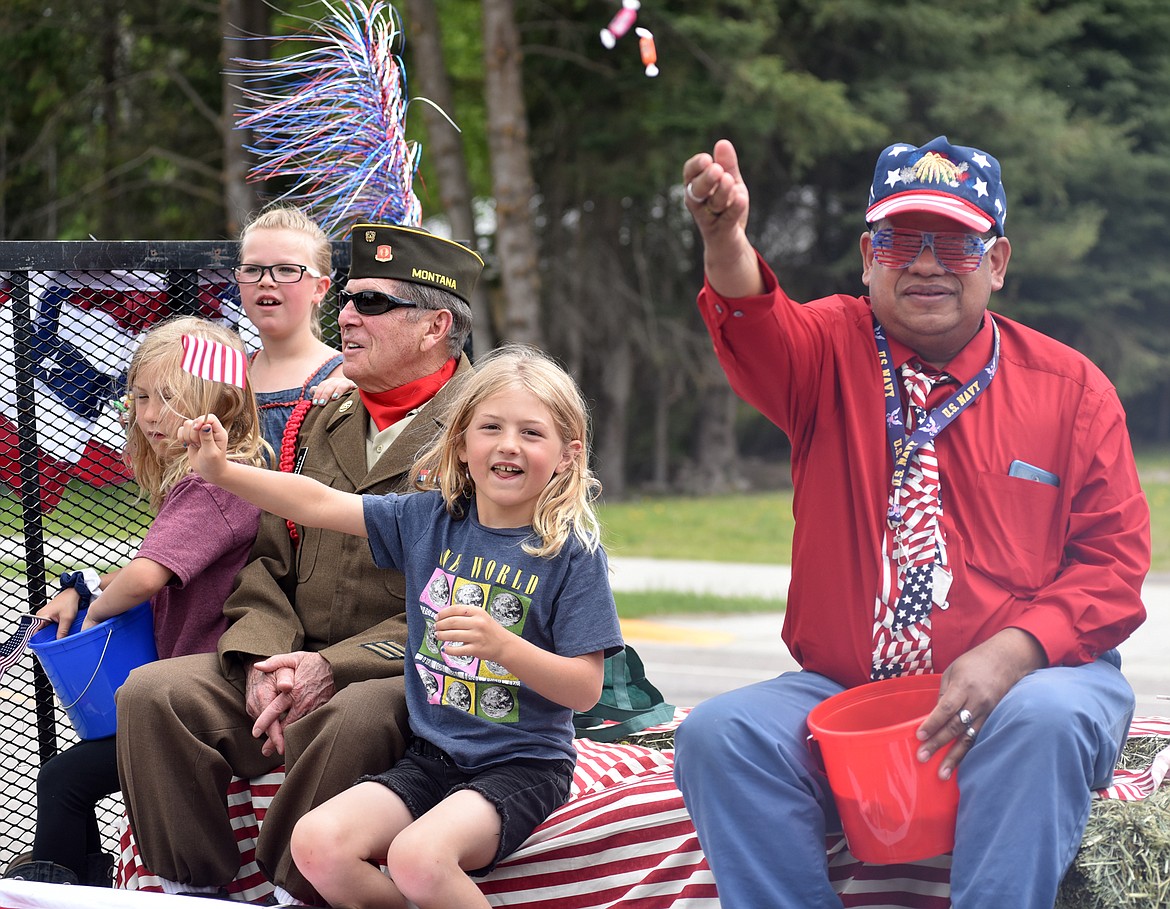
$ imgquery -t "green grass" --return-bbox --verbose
[601,452,1170,574]
[613,589,783,618]
[597,492,795,617]
[1146,482,1170,575]
[599,492,795,564]
[1136,448,1170,574]
[4,451,1168,624]
[1,479,151,540]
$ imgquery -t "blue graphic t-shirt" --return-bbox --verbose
[363,492,623,772]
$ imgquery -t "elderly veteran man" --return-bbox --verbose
[116,224,484,904]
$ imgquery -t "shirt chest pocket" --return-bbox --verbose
[961,471,1064,594]
[293,469,350,583]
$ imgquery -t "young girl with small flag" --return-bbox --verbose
[180,344,623,909]
[3,316,267,888]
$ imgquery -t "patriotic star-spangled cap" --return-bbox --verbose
[865,136,1007,236]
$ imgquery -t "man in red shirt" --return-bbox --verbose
[673,137,1149,909]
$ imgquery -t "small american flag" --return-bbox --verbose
[180,334,247,389]
[0,615,48,680]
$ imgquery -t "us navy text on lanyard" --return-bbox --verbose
[874,316,1001,527]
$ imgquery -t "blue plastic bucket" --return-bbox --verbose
[28,601,157,740]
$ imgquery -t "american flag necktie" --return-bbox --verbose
[872,362,952,680]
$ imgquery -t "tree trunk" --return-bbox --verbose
[405,0,495,357]
[1157,381,1170,442]
[594,334,632,501]
[685,357,740,494]
[649,368,684,492]
[96,0,120,239]
[481,0,542,346]
[220,0,268,235]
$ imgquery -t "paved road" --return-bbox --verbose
[610,557,1170,719]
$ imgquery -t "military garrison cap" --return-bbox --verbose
[349,223,484,304]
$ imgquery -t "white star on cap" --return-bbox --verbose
[974,178,989,198]
[972,152,991,168]
[885,169,902,187]
[887,145,914,156]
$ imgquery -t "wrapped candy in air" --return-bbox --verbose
[600,0,640,49]
[636,27,659,77]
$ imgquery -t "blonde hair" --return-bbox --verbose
[238,205,332,339]
[124,317,269,510]
[414,344,602,559]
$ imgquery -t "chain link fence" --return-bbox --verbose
[0,240,349,869]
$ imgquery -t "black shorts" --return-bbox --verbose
[360,737,574,874]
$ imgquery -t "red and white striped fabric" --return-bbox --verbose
[116,711,1170,908]
[1095,715,1170,801]
[117,713,707,907]
[179,334,246,389]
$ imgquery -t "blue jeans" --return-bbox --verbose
[674,658,1133,909]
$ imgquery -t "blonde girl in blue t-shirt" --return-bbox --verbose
[178,343,622,909]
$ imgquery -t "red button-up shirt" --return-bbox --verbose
[698,257,1149,687]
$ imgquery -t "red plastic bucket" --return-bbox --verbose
[806,674,959,864]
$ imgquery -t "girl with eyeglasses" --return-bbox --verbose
[234,206,356,459]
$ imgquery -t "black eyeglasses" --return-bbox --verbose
[231,263,322,284]
[338,289,420,316]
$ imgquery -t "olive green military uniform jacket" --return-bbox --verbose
[216,355,472,689]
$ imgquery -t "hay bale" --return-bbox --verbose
[609,729,1170,907]
[1056,737,1170,909]
[614,729,676,751]
[1116,736,1170,773]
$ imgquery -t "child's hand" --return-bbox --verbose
[309,375,356,405]
[110,395,130,428]
[37,588,81,640]
[178,414,230,481]
[434,604,509,662]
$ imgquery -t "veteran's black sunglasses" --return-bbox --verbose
[338,289,420,316]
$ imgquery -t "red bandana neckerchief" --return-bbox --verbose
[359,358,457,432]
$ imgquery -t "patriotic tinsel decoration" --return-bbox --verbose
[232,0,423,237]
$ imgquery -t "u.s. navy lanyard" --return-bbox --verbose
[874,316,1001,526]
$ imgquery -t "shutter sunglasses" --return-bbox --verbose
[870,228,998,275]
